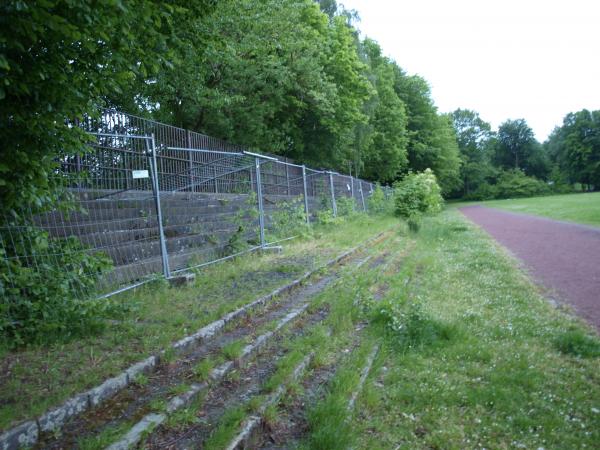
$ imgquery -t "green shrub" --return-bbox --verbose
[463,170,553,200]
[394,169,443,219]
[315,208,343,226]
[223,192,259,255]
[269,196,308,239]
[463,183,499,201]
[494,169,550,199]
[335,196,358,217]
[0,225,113,347]
[368,184,394,215]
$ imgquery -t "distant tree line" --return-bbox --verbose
[449,108,600,199]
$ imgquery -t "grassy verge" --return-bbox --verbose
[475,192,600,226]
[0,214,395,431]
[341,210,600,449]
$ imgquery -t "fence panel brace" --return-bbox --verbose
[302,165,310,225]
[254,157,266,247]
[328,171,337,217]
[149,134,171,278]
[359,181,366,212]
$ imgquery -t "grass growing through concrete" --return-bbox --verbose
[0,215,395,431]
[480,191,600,226]
[342,210,600,449]
[221,340,245,361]
[200,235,410,448]
[301,339,378,450]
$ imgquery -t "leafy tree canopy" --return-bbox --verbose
[546,109,600,188]
[494,118,549,179]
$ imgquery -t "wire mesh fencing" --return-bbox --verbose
[0,110,390,301]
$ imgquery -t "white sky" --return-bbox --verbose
[340,0,600,141]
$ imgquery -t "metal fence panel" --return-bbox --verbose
[1,110,386,301]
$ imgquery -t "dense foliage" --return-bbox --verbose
[393,169,443,219]
[450,108,599,200]
[0,227,113,347]
[1,0,464,208]
[546,110,600,189]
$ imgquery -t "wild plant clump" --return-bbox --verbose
[0,224,113,347]
[335,196,358,217]
[394,169,443,219]
[269,197,309,239]
[367,184,394,215]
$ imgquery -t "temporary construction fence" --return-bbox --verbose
[0,110,384,300]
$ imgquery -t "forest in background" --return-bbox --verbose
[1,0,599,215]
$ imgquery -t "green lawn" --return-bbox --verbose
[479,192,600,227]
[302,211,600,449]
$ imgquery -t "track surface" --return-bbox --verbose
[460,206,600,331]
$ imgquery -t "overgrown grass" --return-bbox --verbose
[77,421,133,450]
[221,340,245,361]
[193,358,217,381]
[553,328,600,358]
[201,234,409,448]
[301,340,377,450]
[0,215,396,431]
[348,211,600,449]
[480,191,600,226]
[203,406,246,449]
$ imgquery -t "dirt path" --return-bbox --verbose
[460,206,600,331]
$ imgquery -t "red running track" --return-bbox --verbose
[460,205,600,331]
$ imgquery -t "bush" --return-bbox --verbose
[269,197,308,239]
[335,196,359,217]
[368,184,394,215]
[394,169,443,219]
[315,208,343,226]
[463,183,499,201]
[463,170,552,200]
[0,225,113,347]
[494,170,551,199]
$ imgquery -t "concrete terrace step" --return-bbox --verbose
[70,189,251,203]
[102,231,258,287]
[96,227,257,267]
[70,219,257,248]
[37,203,249,226]
[31,188,327,290]
[42,212,259,238]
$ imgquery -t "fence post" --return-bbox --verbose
[285,164,290,196]
[359,181,366,212]
[328,171,337,217]
[213,165,218,193]
[302,165,310,225]
[149,134,171,279]
[186,130,195,193]
[254,157,266,247]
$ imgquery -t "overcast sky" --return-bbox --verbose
[340,0,600,141]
